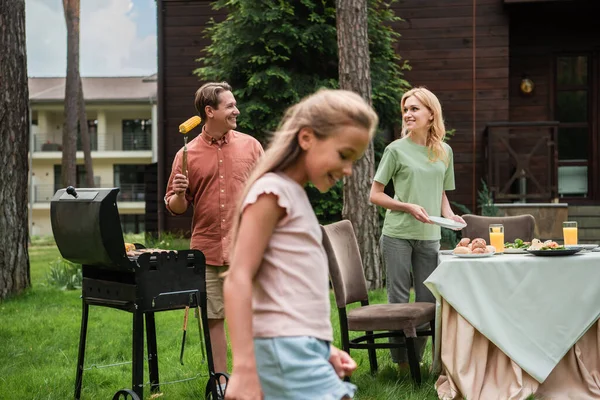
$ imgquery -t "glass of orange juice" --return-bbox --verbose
[489,224,504,253]
[563,221,578,246]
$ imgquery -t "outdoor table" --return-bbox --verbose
[424,251,600,399]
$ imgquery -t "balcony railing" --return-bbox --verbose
[484,121,559,203]
[32,184,146,203]
[32,132,151,152]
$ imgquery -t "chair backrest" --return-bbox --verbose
[461,214,536,243]
[321,220,369,309]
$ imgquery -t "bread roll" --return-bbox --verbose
[457,238,471,247]
[454,246,471,254]
[471,238,487,249]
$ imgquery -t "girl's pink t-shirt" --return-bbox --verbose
[241,172,333,342]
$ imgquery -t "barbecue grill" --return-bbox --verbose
[50,186,227,400]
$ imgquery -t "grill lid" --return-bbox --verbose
[51,187,133,271]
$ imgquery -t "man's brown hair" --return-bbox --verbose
[194,82,233,120]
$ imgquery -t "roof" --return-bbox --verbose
[29,75,157,103]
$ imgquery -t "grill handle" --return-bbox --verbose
[66,186,78,198]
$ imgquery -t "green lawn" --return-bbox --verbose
[0,238,438,400]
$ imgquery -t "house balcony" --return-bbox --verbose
[31,183,146,210]
[32,132,153,160]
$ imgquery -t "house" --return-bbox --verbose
[155,0,599,240]
[29,75,157,236]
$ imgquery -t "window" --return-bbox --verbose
[122,119,151,150]
[555,55,590,197]
[54,165,89,191]
[76,120,98,151]
[121,214,145,234]
[114,164,146,201]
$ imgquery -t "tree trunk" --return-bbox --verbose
[336,0,383,289]
[61,0,80,188]
[0,0,31,299]
[78,77,94,187]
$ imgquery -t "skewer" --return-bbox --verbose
[178,116,201,177]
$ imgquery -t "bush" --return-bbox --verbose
[46,258,82,290]
[196,0,411,222]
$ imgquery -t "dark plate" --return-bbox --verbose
[527,247,583,256]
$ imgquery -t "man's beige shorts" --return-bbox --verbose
[205,265,228,319]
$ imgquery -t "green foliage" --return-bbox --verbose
[443,128,456,142]
[441,227,460,249]
[478,179,500,216]
[45,257,82,290]
[196,0,410,143]
[305,181,343,223]
[196,0,411,221]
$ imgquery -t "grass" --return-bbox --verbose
[0,237,439,400]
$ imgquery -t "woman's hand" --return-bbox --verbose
[225,368,263,400]
[329,345,357,379]
[406,203,432,224]
[448,214,466,230]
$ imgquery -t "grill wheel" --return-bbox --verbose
[205,372,230,400]
[111,389,141,400]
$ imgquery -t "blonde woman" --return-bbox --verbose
[224,89,379,400]
[369,87,464,371]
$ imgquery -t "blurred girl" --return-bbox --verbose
[369,87,464,370]
[224,89,379,400]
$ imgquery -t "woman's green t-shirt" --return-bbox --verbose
[374,136,455,240]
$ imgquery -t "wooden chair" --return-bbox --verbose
[461,214,536,242]
[321,220,435,384]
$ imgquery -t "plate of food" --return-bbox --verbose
[453,251,496,258]
[429,216,467,230]
[527,247,583,256]
[452,237,496,258]
[526,239,583,256]
[504,238,530,254]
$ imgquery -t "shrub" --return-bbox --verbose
[46,258,82,290]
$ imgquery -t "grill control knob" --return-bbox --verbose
[66,186,79,198]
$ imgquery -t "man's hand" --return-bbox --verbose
[329,345,357,379]
[172,173,189,196]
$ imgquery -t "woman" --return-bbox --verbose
[369,87,465,371]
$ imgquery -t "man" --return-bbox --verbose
[164,82,263,392]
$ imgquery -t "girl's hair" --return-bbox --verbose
[400,87,448,163]
[230,88,378,249]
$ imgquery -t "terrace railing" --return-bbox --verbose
[32,184,146,203]
[32,132,151,152]
[484,121,559,203]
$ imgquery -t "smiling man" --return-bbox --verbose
[165,82,263,393]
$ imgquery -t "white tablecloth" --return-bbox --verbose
[424,251,600,383]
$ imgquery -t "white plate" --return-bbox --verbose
[453,251,495,258]
[430,216,467,230]
[504,248,527,254]
[579,244,599,250]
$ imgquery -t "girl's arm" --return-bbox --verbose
[224,193,285,400]
[369,181,431,223]
[441,191,466,227]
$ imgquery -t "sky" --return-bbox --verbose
[26,0,157,77]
